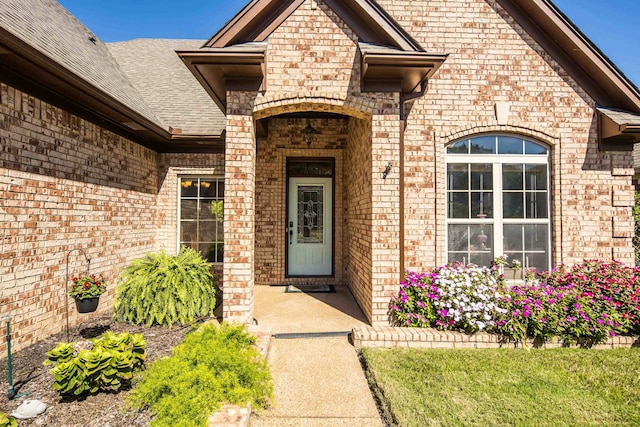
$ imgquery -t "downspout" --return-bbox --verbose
[399,83,429,283]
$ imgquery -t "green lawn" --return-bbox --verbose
[360,347,640,427]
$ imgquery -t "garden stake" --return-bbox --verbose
[5,316,28,400]
[65,248,91,342]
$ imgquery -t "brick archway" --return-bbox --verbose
[253,92,375,120]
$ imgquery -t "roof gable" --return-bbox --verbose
[207,0,422,51]
[497,0,640,113]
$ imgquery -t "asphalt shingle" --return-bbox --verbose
[0,0,165,129]
[108,39,225,136]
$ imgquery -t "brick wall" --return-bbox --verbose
[375,0,635,269]
[223,91,257,323]
[265,0,360,97]
[370,100,401,325]
[0,83,158,353]
[345,117,373,321]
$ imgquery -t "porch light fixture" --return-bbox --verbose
[303,121,317,147]
[382,162,393,179]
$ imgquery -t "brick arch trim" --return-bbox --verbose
[253,93,375,120]
[442,123,559,147]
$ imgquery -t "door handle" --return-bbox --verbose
[288,221,293,245]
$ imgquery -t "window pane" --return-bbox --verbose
[448,224,469,251]
[199,222,218,242]
[180,179,198,197]
[525,141,548,155]
[503,224,523,252]
[525,165,547,190]
[200,180,218,198]
[471,225,492,252]
[524,224,548,251]
[526,253,548,272]
[200,200,224,221]
[498,136,523,154]
[470,252,493,268]
[471,164,492,190]
[216,243,224,263]
[447,140,468,154]
[526,192,548,219]
[448,192,469,218]
[503,193,524,218]
[447,164,468,190]
[199,243,217,263]
[502,164,523,190]
[181,200,198,220]
[448,253,467,264]
[217,181,225,198]
[503,252,524,268]
[470,136,496,154]
[471,192,493,218]
[180,221,197,243]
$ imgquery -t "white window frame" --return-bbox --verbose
[445,135,551,271]
[177,176,224,264]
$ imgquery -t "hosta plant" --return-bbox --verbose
[0,412,17,427]
[44,332,146,396]
[114,247,217,327]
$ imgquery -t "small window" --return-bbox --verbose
[446,135,550,272]
[179,177,224,263]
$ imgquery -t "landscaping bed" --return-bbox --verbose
[0,315,190,426]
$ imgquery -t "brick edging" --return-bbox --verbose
[352,326,639,349]
[207,325,271,427]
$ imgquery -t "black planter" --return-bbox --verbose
[75,297,100,313]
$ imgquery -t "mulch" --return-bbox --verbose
[0,315,192,426]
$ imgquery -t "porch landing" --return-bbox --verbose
[252,285,370,334]
[250,285,382,426]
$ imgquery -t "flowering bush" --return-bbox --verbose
[391,259,640,346]
[540,260,639,338]
[493,281,564,343]
[69,274,106,300]
[390,263,506,333]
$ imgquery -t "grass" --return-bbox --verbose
[360,347,640,427]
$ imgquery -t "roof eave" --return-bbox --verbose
[361,51,448,94]
[177,49,267,113]
[0,28,172,149]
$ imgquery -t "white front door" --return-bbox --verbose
[287,177,333,276]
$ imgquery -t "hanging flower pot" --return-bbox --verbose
[69,274,106,314]
[75,297,100,313]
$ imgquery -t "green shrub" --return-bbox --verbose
[127,323,273,427]
[114,247,217,327]
[45,332,146,396]
[0,412,17,427]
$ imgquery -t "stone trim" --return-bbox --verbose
[441,123,559,146]
[352,326,639,350]
[253,92,377,120]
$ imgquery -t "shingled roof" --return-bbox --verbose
[0,0,164,129]
[108,39,225,136]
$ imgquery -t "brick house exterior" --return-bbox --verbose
[2,0,640,353]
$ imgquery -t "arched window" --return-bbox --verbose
[446,134,551,272]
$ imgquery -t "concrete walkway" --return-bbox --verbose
[250,286,383,426]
